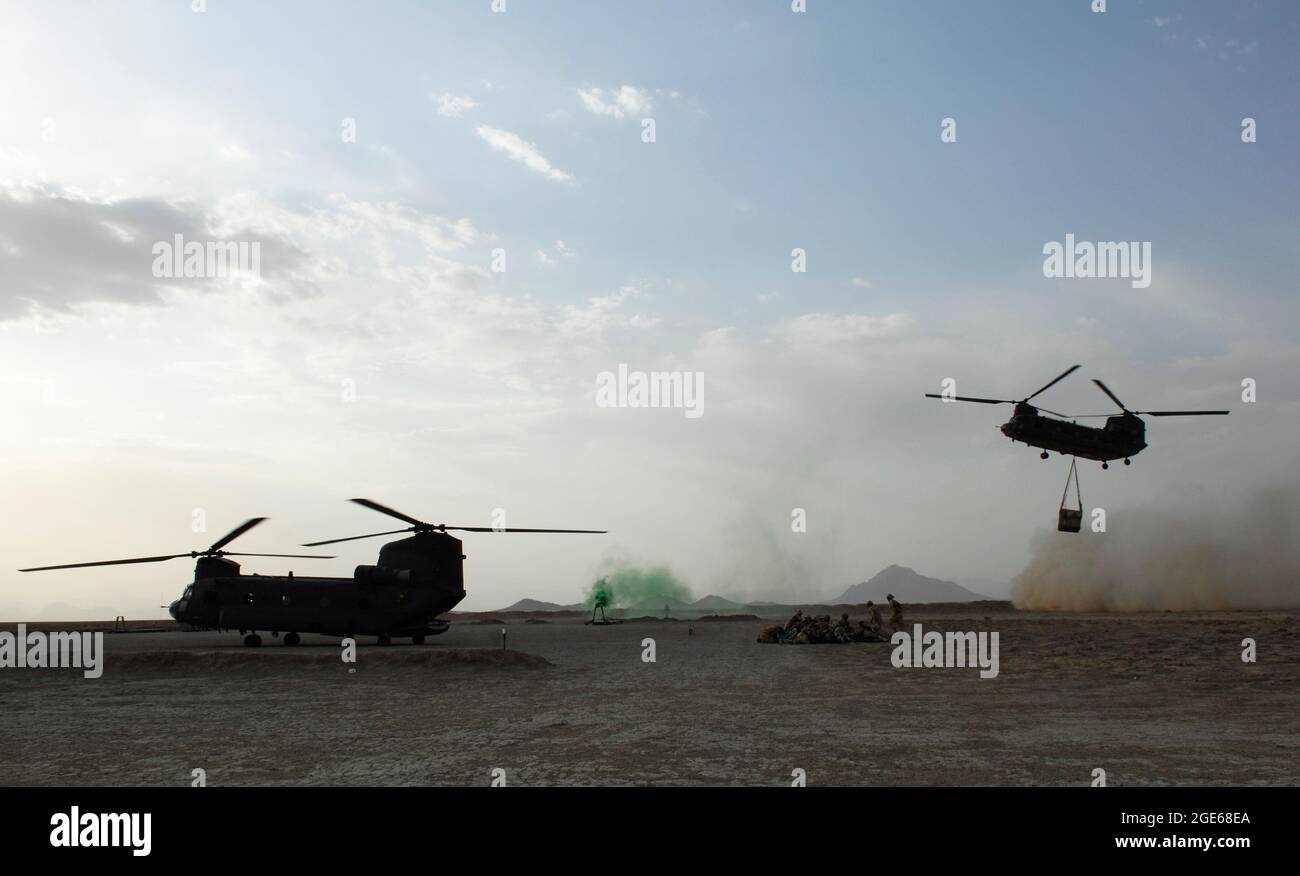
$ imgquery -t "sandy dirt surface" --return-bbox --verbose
[1,606,1296,786]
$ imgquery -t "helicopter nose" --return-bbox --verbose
[167,600,180,620]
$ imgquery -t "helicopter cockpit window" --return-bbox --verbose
[182,587,194,601]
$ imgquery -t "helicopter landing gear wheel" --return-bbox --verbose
[243,634,262,648]
[411,635,425,645]
[284,632,300,646]
[377,634,392,646]
[1124,458,1131,466]
[1040,451,1049,459]
[1102,462,1109,470]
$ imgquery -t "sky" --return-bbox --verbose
[1,0,1297,618]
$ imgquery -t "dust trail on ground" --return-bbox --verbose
[1013,485,1300,611]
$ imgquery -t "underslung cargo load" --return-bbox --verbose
[1058,458,1083,533]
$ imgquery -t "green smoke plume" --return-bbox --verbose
[585,564,693,609]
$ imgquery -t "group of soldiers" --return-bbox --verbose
[757,594,906,645]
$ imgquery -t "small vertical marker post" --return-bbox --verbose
[501,627,507,650]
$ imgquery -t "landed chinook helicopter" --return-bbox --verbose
[19,499,605,646]
[924,365,1229,468]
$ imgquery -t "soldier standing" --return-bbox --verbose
[866,600,883,634]
[887,593,905,633]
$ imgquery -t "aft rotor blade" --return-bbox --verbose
[300,528,413,547]
[19,554,191,572]
[923,394,1013,405]
[441,527,609,534]
[223,552,338,559]
[1136,410,1230,417]
[348,498,428,528]
[208,517,268,552]
[1092,379,1130,412]
[1024,365,1081,402]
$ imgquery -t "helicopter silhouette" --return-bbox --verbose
[925,365,1228,469]
[19,499,605,646]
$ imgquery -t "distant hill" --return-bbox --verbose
[834,565,988,604]
[691,594,746,611]
[497,598,584,612]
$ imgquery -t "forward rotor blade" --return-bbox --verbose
[1024,365,1081,402]
[19,554,191,573]
[208,517,268,552]
[300,528,413,547]
[1136,410,1230,417]
[223,552,338,559]
[348,498,428,528]
[441,527,608,534]
[923,394,1013,405]
[1092,379,1129,412]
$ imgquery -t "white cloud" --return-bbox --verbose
[576,85,655,120]
[781,312,914,344]
[218,143,251,162]
[1216,39,1261,59]
[432,92,479,118]
[557,286,657,341]
[474,125,573,182]
[628,314,662,329]
[537,240,576,266]
[851,276,872,289]
[0,182,316,318]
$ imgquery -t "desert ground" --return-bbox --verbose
[1,604,1296,786]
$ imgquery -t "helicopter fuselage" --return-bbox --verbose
[167,532,468,640]
[1000,404,1147,462]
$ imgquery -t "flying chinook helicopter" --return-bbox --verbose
[924,365,1229,469]
[19,500,605,647]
